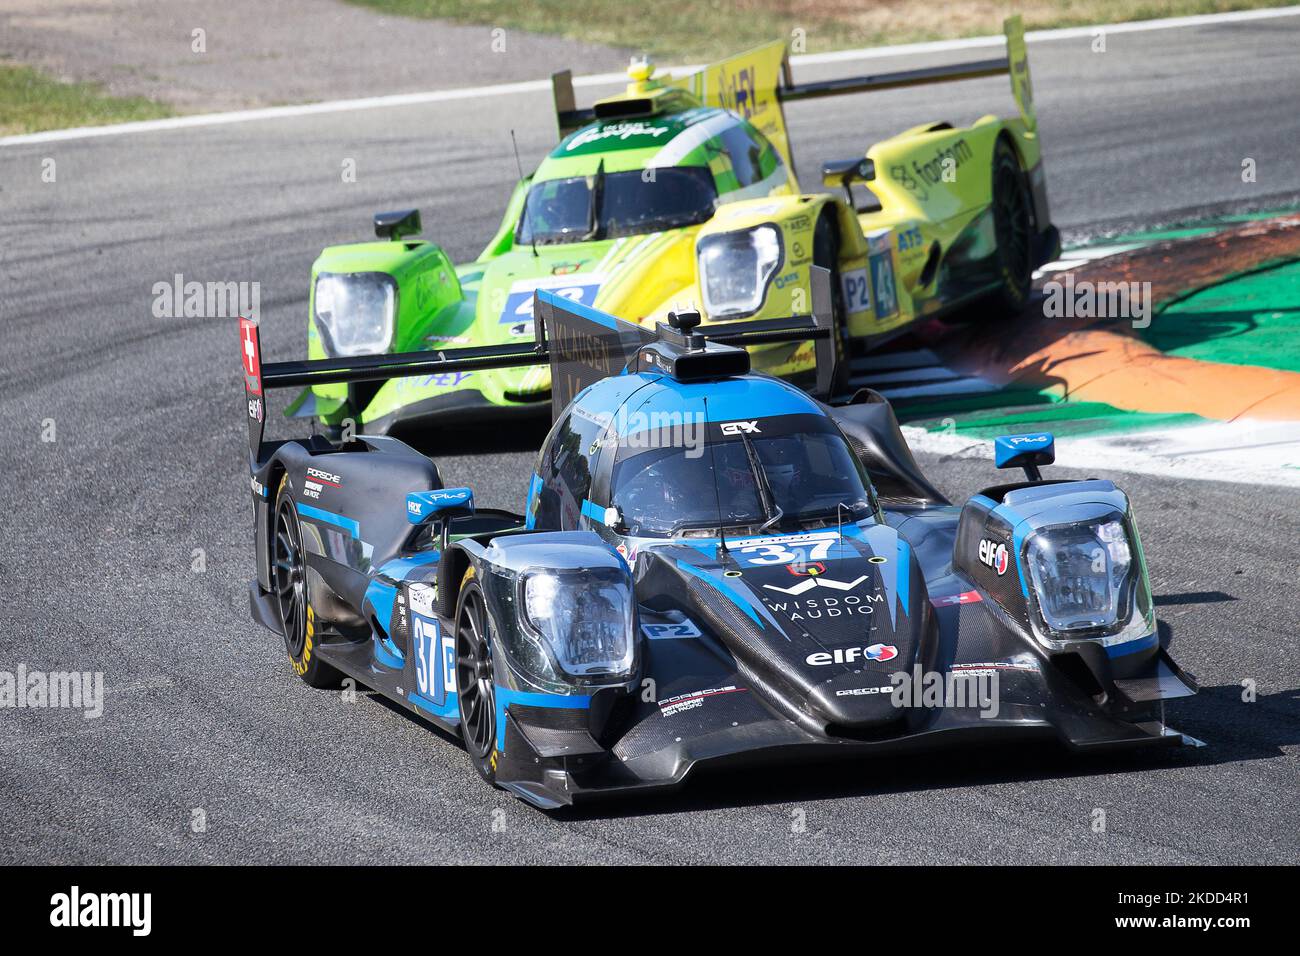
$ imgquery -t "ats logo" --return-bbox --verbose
[978,538,1009,576]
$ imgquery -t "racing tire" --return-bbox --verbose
[989,137,1034,315]
[454,571,498,785]
[813,210,852,398]
[272,478,344,689]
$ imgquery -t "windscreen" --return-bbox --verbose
[610,413,875,538]
[517,166,717,245]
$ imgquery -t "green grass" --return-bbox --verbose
[345,0,1292,62]
[0,62,171,136]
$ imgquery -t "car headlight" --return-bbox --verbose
[521,568,635,679]
[697,224,783,318]
[313,272,396,357]
[1024,518,1148,638]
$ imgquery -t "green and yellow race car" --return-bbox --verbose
[294,16,1057,435]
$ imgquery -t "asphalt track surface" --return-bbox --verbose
[1,19,1298,864]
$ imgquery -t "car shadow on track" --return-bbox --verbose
[351,673,1297,819]
[548,684,1298,821]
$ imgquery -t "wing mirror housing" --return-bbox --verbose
[374,208,422,241]
[821,157,875,189]
[995,432,1055,481]
[821,157,875,209]
[407,487,475,548]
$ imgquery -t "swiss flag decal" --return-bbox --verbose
[240,317,262,396]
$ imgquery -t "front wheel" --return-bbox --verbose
[455,572,498,784]
[989,138,1034,315]
[272,478,343,688]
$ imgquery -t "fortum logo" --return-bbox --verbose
[978,538,1009,576]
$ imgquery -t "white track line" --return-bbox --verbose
[4,6,1299,147]
[792,5,1300,64]
[903,421,1300,488]
[1034,243,1145,275]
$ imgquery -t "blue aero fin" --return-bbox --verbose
[994,433,1055,480]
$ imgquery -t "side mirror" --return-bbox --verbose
[407,487,474,548]
[821,157,875,189]
[995,432,1055,481]
[820,158,877,213]
[374,208,422,241]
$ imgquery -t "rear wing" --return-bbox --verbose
[552,16,1035,161]
[239,267,836,466]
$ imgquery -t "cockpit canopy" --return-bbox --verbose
[611,413,875,538]
[529,372,878,539]
[516,166,717,245]
[517,106,793,246]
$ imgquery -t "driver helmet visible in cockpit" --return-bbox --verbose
[755,435,806,500]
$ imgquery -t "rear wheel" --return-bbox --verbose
[455,572,498,784]
[813,210,852,397]
[273,478,343,688]
[990,138,1034,314]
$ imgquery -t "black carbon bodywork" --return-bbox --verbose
[237,301,1198,812]
[474,500,1195,809]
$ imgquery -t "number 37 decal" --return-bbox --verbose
[413,616,456,706]
[732,532,843,566]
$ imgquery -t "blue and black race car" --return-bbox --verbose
[238,285,1199,809]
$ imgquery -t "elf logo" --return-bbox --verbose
[806,643,898,666]
[978,538,1009,576]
